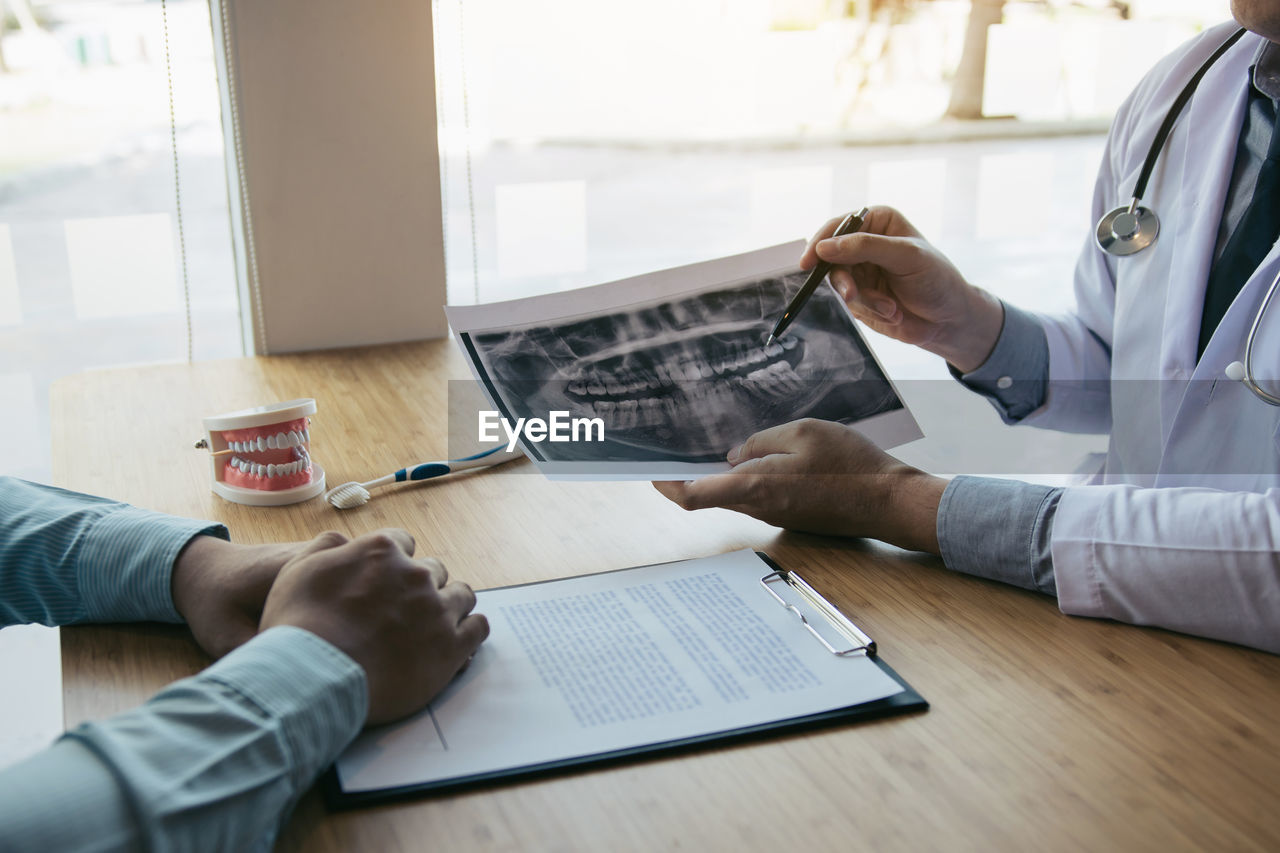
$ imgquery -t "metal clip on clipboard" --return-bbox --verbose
[761,570,876,657]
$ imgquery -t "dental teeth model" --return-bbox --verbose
[201,399,326,506]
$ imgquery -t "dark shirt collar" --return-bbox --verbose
[1252,39,1280,101]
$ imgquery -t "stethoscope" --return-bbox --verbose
[1095,26,1280,406]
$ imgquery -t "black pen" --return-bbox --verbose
[765,206,870,347]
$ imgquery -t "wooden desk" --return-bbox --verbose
[52,341,1280,851]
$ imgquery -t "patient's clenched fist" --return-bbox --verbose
[259,528,489,725]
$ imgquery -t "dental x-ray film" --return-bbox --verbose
[446,242,922,480]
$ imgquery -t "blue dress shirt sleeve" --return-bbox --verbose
[937,476,1062,596]
[0,626,367,853]
[948,300,1051,423]
[936,306,1060,595]
[0,476,228,627]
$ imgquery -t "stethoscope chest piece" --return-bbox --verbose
[1096,204,1159,256]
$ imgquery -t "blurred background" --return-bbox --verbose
[0,0,1235,766]
[0,0,1233,481]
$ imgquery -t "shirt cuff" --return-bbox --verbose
[62,627,367,851]
[198,626,369,794]
[936,475,1062,596]
[949,301,1050,423]
[78,507,228,624]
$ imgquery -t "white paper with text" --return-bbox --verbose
[335,550,903,793]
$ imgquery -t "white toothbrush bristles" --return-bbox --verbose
[325,482,372,510]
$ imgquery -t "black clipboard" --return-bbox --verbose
[323,552,927,809]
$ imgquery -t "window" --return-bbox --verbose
[434,0,1232,321]
[0,0,239,483]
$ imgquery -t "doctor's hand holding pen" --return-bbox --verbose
[803,205,1005,374]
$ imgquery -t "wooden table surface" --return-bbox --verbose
[51,340,1280,852]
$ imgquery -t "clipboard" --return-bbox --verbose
[323,551,927,809]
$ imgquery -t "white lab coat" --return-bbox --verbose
[1019,22,1280,652]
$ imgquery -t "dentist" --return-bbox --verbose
[656,5,1280,654]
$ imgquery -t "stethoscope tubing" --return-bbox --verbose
[1130,28,1247,203]
[1239,268,1280,405]
[1097,25,1278,405]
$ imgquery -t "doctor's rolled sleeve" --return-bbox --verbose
[0,477,368,852]
[1048,484,1280,654]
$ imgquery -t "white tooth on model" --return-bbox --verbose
[252,436,263,451]
[266,434,278,449]
[275,432,287,448]
[267,464,277,477]
[288,431,301,446]
[254,463,265,476]
[303,429,310,443]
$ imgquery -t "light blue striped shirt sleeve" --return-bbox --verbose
[0,477,369,852]
[0,476,228,626]
[0,627,367,853]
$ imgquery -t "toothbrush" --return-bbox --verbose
[324,447,521,509]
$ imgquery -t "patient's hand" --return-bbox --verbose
[259,529,489,725]
[171,536,308,659]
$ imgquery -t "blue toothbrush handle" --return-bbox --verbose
[395,463,451,482]
[390,448,517,484]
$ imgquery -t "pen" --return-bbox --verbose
[765,206,870,347]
